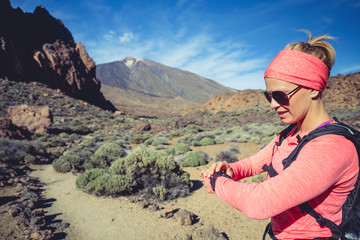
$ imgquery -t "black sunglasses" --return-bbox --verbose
[263,85,302,105]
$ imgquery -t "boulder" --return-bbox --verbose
[174,209,195,226]
[8,105,53,134]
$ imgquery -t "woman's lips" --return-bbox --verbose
[277,111,288,118]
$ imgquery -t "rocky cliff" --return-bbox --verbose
[0,0,115,111]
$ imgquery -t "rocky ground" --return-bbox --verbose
[1,141,270,240]
[26,141,269,240]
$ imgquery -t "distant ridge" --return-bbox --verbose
[97,57,236,104]
[190,72,360,113]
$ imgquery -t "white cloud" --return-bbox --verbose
[104,30,116,41]
[341,64,360,73]
[118,32,134,44]
[88,31,268,89]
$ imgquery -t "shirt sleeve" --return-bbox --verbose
[215,135,358,220]
[229,136,278,181]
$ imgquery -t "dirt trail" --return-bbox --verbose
[30,142,269,240]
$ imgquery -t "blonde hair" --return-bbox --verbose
[284,30,336,73]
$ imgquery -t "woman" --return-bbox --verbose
[201,31,359,239]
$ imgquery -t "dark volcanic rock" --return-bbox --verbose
[0,118,31,139]
[0,0,115,111]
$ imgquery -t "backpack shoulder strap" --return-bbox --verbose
[262,123,297,176]
[283,122,360,170]
[276,123,297,146]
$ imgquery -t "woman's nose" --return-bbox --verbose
[270,98,280,109]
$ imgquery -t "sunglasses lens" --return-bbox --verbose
[272,91,289,105]
[263,92,272,103]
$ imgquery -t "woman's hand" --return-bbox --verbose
[200,161,234,179]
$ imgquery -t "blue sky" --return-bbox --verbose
[10,0,360,90]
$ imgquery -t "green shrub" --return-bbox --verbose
[49,138,67,147]
[144,138,154,146]
[151,139,163,147]
[182,151,209,167]
[227,144,240,154]
[175,143,190,155]
[76,168,107,189]
[165,147,176,156]
[88,141,126,169]
[109,149,192,200]
[24,154,36,163]
[171,130,181,137]
[0,139,48,164]
[73,124,92,134]
[215,150,238,163]
[199,137,215,146]
[151,137,169,146]
[53,156,72,173]
[129,134,149,144]
[186,125,202,133]
[215,138,224,144]
[152,186,167,201]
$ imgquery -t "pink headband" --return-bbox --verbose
[264,50,329,92]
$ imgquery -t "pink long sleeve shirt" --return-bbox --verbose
[214,126,359,239]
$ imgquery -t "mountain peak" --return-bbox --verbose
[122,57,143,68]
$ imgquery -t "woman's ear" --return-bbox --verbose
[310,89,321,99]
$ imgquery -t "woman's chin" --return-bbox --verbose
[279,117,295,125]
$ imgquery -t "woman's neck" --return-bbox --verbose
[296,100,332,134]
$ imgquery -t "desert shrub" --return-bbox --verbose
[186,125,202,133]
[171,130,181,137]
[182,151,209,167]
[152,186,167,201]
[174,154,186,165]
[52,143,95,172]
[215,138,224,144]
[49,137,67,147]
[129,134,149,144]
[151,139,162,147]
[0,139,48,164]
[24,154,36,163]
[108,149,192,200]
[151,137,170,146]
[227,144,240,154]
[155,145,166,150]
[76,168,107,189]
[165,146,176,156]
[87,141,127,169]
[134,144,148,151]
[193,134,215,142]
[250,135,261,144]
[78,172,136,196]
[174,143,190,155]
[353,121,360,128]
[144,138,154,146]
[53,156,72,173]
[199,137,215,146]
[215,150,238,163]
[73,124,92,134]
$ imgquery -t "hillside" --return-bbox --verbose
[101,84,200,117]
[97,57,236,105]
[190,72,360,114]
